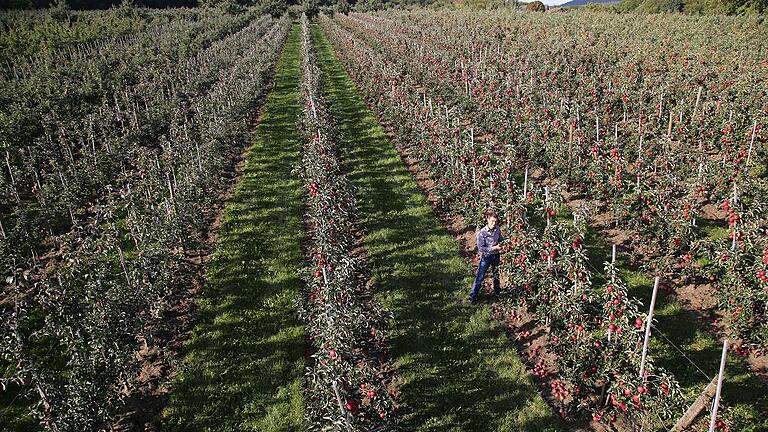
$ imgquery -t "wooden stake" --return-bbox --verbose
[671,376,718,432]
[639,276,660,379]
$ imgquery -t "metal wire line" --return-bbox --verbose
[651,323,714,383]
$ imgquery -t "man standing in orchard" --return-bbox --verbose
[469,212,503,305]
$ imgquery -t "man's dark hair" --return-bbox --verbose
[486,212,499,220]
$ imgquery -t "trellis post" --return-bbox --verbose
[707,340,729,432]
[745,119,757,173]
[522,167,528,199]
[332,380,353,432]
[639,276,660,379]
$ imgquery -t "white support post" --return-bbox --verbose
[693,86,702,119]
[658,93,664,120]
[332,380,353,432]
[639,276,660,379]
[668,111,674,137]
[522,167,528,199]
[746,120,757,170]
[707,340,729,432]
[731,185,738,251]
[596,115,600,142]
[608,244,618,343]
[545,186,550,228]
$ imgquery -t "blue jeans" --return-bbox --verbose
[469,254,500,301]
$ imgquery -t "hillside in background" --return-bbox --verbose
[617,0,766,13]
[561,0,618,7]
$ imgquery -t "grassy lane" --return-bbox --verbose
[161,24,306,432]
[312,25,558,432]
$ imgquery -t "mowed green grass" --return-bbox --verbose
[312,24,559,432]
[160,24,306,432]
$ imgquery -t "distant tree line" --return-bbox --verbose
[1,0,762,18]
[2,0,196,8]
[0,0,387,12]
[617,0,765,14]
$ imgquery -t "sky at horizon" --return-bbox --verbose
[541,0,571,4]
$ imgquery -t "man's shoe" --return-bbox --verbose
[468,297,477,305]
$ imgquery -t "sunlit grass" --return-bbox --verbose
[160,24,306,432]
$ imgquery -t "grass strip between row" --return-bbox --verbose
[161,23,306,432]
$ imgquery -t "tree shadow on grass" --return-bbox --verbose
[160,25,306,432]
[312,24,560,432]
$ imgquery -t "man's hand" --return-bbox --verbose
[490,245,501,252]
